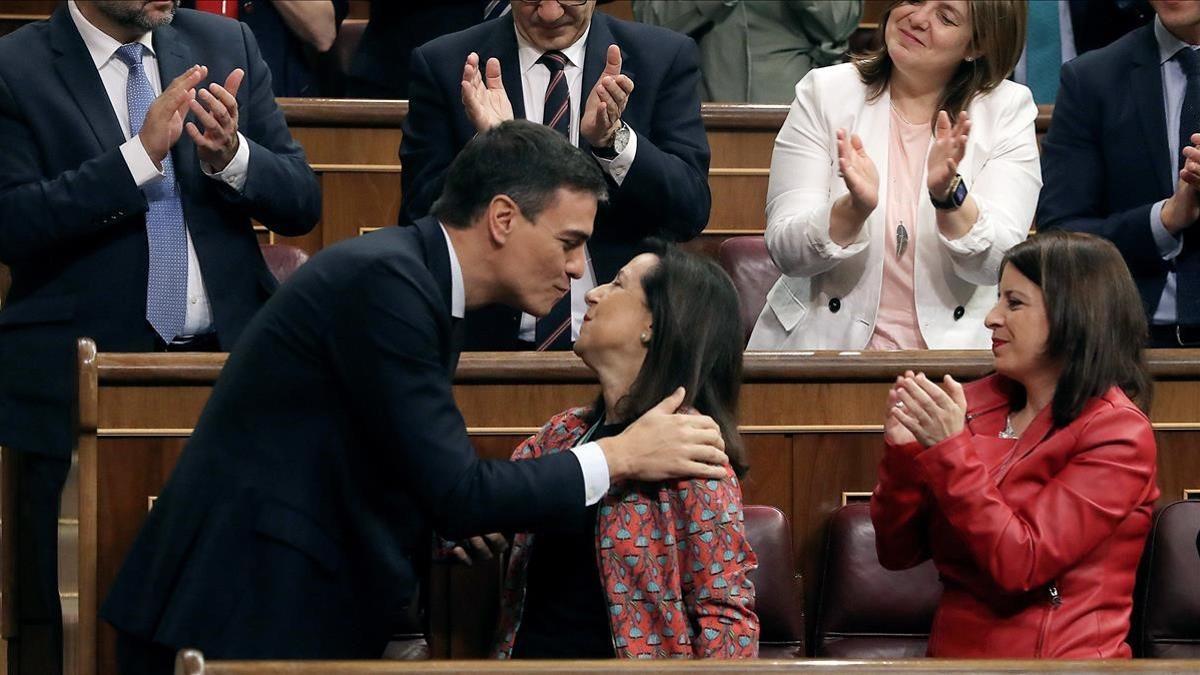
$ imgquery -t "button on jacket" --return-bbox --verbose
[871,375,1159,657]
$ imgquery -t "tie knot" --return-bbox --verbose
[115,43,145,69]
[537,50,568,72]
[1178,47,1200,77]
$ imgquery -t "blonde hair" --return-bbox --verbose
[854,0,1027,128]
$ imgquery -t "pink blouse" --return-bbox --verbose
[867,106,931,351]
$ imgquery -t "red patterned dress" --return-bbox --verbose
[493,407,760,658]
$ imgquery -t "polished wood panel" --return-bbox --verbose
[181,653,1200,674]
[65,347,1200,674]
[272,100,1053,261]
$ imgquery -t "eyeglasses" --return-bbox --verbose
[517,0,590,6]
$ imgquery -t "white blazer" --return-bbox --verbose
[747,63,1042,351]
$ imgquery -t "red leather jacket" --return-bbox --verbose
[871,375,1159,658]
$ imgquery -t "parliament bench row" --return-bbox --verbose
[37,345,1200,674]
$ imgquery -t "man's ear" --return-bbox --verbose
[486,194,520,247]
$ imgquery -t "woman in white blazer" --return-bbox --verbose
[749,0,1041,351]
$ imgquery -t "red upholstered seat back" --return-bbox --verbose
[717,236,779,345]
[813,502,940,658]
[743,505,805,658]
[1132,500,1200,658]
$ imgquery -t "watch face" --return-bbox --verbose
[952,176,968,206]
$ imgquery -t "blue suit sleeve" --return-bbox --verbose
[1035,59,1168,276]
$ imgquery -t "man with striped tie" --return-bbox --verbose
[0,1,319,671]
[400,0,711,352]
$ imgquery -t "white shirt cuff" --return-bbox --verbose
[569,441,611,506]
[1150,200,1185,260]
[120,136,165,188]
[593,125,637,186]
[201,131,250,192]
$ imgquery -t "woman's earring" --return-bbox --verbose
[640,332,651,345]
[964,56,974,62]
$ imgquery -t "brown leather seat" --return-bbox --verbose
[743,505,805,658]
[716,236,779,344]
[813,502,940,658]
[1132,500,1200,658]
[259,243,311,285]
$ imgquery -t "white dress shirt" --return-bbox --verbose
[69,0,251,338]
[440,222,610,505]
[512,23,638,343]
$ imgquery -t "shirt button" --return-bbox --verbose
[828,297,841,313]
[953,305,965,321]
[190,298,198,305]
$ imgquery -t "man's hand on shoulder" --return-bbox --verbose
[597,387,727,483]
[460,52,514,133]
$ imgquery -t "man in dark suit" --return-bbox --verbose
[400,0,711,351]
[0,1,319,671]
[1037,0,1200,347]
[102,120,729,673]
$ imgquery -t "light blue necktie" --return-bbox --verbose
[1027,0,1062,104]
[115,43,188,343]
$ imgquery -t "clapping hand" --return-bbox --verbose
[927,110,971,201]
[887,371,967,448]
[1163,132,1200,234]
[460,52,514,133]
[139,65,206,170]
[580,45,634,148]
[186,67,244,172]
[836,128,879,215]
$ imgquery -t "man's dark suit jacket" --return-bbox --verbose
[1037,23,1200,323]
[182,0,350,97]
[1068,0,1152,56]
[399,12,711,349]
[0,7,321,459]
[346,1,485,99]
[101,217,586,659]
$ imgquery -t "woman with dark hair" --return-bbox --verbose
[492,244,759,659]
[871,230,1160,657]
[749,0,1041,350]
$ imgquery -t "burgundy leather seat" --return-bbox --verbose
[813,502,940,658]
[259,243,311,285]
[1132,500,1200,658]
[716,236,779,344]
[743,505,805,658]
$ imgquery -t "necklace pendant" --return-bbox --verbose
[895,221,909,257]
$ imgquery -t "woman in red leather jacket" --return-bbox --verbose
[871,231,1159,658]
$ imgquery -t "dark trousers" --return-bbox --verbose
[115,631,175,675]
[7,450,71,675]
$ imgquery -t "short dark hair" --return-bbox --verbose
[1001,231,1152,427]
[431,120,608,228]
[588,242,748,477]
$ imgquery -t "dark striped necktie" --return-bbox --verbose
[534,50,574,350]
[538,50,571,138]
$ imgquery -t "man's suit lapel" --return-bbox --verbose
[152,23,201,185]
[1131,26,1173,194]
[49,7,125,152]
